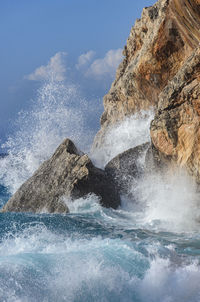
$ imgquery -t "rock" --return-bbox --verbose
[94,0,200,148]
[145,142,169,172]
[150,47,200,181]
[1,139,121,213]
[105,143,149,195]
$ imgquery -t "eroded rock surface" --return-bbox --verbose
[1,139,120,213]
[94,0,200,148]
[150,47,200,181]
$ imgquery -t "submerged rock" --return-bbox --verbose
[105,142,149,195]
[1,139,120,214]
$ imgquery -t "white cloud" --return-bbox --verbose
[76,50,95,69]
[26,52,67,82]
[86,49,123,78]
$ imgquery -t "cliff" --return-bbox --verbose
[94,0,200,182]
[94,0,200,148]
[151,46,200,181]
[3,0,200,214]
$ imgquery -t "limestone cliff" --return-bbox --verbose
[94,0,200,148]
[150,47,200,181]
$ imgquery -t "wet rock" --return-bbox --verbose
[1,139,121,214]
[105,142,149,195]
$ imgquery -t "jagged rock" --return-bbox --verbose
[105,143,149,195]
[94,0,200,148]
[150,47,200,182]
[1,139,121,213]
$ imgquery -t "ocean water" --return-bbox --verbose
[0,80,200,302]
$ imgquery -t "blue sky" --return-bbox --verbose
[0,0,155,144]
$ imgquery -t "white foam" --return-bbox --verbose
[138,257,200,302]
[0,80,100,194]
[63,194,102,214]
[1,224,200,302]
[128,169,200,232]
[91,110,153,168]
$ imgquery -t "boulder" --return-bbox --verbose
[1,139,120,214]
[105,142,149,195]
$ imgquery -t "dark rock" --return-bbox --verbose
[105,142,149,195]
[148,6,159,20]
[1,139,120,214]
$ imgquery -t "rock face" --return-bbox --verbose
[93,0,200,183]
[150,47,200,181]
[105,143,149,195]
[94,0,200,148]
[1,139,120,213]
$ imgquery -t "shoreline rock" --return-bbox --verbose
[150,47,200,182]
[1,139,121,214]
[94,0,200,148]
[105,143,149,195]
[93,0,200,183]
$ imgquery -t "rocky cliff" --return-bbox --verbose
[2,0,200,214]
[151,47,200,181]
[94,0,200,182]
[94,0,200,148]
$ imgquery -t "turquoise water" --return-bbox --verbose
[0,80,200,301]
[0,188,200,302]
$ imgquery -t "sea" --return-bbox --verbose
[0,80,200,302]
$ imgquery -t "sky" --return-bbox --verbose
[0,0,155,145]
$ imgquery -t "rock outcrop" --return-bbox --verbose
[94,0,200,148]
[1,139,120,213]
[105,143,149,195]
[150,47,200,181]
[92,0,200,183]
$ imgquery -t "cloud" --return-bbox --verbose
[76,50,95,69]
[86,49,123,78]
[26,52,67,82]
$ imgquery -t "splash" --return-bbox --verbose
[64,194,102,214]
[90,108,200,232]
[0,218,200,302]
[127,169,200,232]
[0,80,100,194]
[91,110,153,168]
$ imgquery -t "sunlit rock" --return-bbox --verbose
[94,0,200,147]
[1,139,120,213]
[150,47,200,182]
